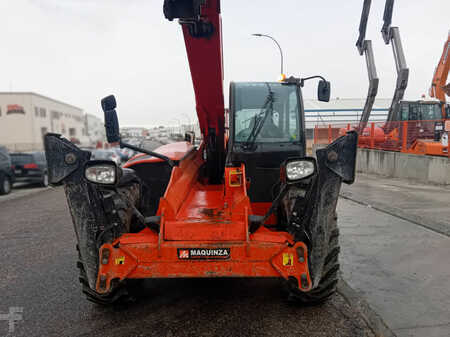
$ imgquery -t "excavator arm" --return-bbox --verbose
[164,0,225,182]
[429,31,449,117]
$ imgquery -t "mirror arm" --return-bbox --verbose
[119,140,177,167]
[299,75,327,87]
[100,95,176,167]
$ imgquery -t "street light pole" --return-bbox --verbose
[252,33,284,76]
[181,113,192,131]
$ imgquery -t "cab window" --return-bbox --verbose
[233,82,300,143]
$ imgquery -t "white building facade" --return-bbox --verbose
[85,113,106,147]
[0,92,86,151]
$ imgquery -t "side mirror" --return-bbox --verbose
[318,80,331,102]
[185,131,195,144]
[101,95,120,143]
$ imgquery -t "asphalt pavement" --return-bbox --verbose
[341,173,450,236]
[0,182,49,203]
[339,174,450,337]
[0,188,375,337]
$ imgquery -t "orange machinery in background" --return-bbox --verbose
[348,2,448,157]
[429,31,450,115]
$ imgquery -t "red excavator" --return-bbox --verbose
[44,0,357,305]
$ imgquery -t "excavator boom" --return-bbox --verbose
[429,31,449,115]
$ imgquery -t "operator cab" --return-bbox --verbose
[227,81,306,202]
[398,101,447,121]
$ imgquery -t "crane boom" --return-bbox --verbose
[164,0,225,182]
[429,31,449,114]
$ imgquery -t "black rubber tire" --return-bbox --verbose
[76,245,133,305]
[41,173,49,187]
[287,224,340,305]
[0,175,12,195]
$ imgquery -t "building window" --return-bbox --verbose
[35,107,39,117]
[40,107,46,118]
[51,110,60,119]
[69,128,76,137]
[41,127,48,137]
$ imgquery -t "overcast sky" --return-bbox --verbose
[0,0,448,126]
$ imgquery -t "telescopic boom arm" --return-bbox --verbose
[356,0,379,131]
[382,0,409,123]
[163,0,225,182]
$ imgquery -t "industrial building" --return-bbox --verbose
[0,92,87,151]
[0,93,390,152]
[85,113,106,147]
[304,98,391,128]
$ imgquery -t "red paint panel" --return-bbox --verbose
[123,141,194,168]
[96,240,311,294]
[182,0,225,140]
[164,182,247,241]
[163,164,252,241]
[165,220,247,241]
[250,202,278,225]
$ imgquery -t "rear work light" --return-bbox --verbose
[24,163,38,169]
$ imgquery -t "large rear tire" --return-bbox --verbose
[287,222,340,305]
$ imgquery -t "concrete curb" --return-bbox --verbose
[337,278,397,337]
[340,191,450,237]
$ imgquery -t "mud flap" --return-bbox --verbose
[44,134,113,289]
[302,131,358,287]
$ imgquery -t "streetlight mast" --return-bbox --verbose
[252,33,284,76]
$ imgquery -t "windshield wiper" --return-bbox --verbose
[242,83,275,151]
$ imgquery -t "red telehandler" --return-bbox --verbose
[44,0,358,305]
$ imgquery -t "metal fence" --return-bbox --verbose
[313,120,449,158]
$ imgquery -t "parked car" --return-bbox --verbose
[90,149,121,165]
[0,146,15,195]
[121,148,137,161]
[112,147,129,162]
[10,152,48,187]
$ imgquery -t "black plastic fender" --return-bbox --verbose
[296,132,358,287]
[44,134,119,289]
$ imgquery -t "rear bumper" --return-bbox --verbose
[96,228,312,294]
